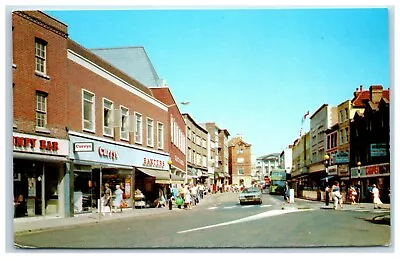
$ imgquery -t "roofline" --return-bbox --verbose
[182,113,208,134]
[309,104,328,119]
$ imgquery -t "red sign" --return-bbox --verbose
[98,147,118,160]
[143,157,165,169]
[13,136,59,152]
[366,165,380,175]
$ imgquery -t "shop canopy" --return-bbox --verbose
[137,167,184,184]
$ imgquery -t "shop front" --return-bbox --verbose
[13,132,69,219]
[69,132,175,214]
[350,163,390,203]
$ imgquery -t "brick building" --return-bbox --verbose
[228,135,252,187]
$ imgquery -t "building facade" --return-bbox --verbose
[183,114,209,185]
[228,136,252,187]
[12,11,71,219]
[218,129,231,187]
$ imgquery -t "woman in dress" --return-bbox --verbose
[372,184,383,209]
[331,181,343,210]
[113,185,123,212]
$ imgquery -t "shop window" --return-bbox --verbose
[82,90,95,132]
[103,98,114,137]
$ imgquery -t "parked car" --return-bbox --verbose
[239,187,262,205]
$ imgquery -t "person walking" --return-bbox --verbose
[113,185,124,213]
[199,183,204,199]
[372,184,383,209]
[102,183,112,215]
[332,181,343,210]
[283,181,290,203]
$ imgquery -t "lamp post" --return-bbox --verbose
[168,160,173,210]
[324,154,330,206]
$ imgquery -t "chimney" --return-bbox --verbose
[360,85,363,91]
[353,86,360,98]
[369,85,383,103]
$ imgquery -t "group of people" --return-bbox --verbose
[174,183,206,209]
[102,183,125,214]
[328,181,383,210]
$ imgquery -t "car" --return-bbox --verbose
[239,187,262,205]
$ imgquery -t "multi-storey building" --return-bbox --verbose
[279,146,293,175]
[218,129,231,187]
[256,153,280,181]
[308,104,338,190]
[183,114,209,185]
[12,11,70,218]
[200,123,218,187]
[291,132,311,196]
[150,87,187,181]
[228,135,252,187]
[325,123,339,182]
[350,85,390,203]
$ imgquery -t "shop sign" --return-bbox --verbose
[74,142,94,152]
[327,165,338,175]
[335,152,349,164]
[370,143,387,157]
[13,136,59,152]
[98,146,118,160]
[174,155,184,166]
[338,165,349,176]
[142,157,165,169]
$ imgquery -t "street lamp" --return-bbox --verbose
[168,160,173,210]
[324,154,330,206]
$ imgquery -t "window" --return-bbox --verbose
[237,158,244,163]
[82,90,95,132]
[147,118,154,147]
[238,167,244,175]
[120,106,129,141]
[36,91,47,128]
[237,148,244,154]
[103,99,113,137]
[203,155,207,167]
[35,38,47,74]
[157,122,164,149]
[135,113,142,144]
[344,108,349,121]
[344,127,349,143]
[327,136,331,150]
[170,117,174,140]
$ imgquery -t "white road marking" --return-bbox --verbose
[207,207,218,210]
[177,209,312,234]
[223,206,237,209]
[260,204,272,208]
[242,205,254,208]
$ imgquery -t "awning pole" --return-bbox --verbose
[99,166,102,219]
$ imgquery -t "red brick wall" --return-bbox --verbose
[151,88,186,170]
[12,11,69,139]
[67,59,169,153]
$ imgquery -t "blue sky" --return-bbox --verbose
[45,8,390,160]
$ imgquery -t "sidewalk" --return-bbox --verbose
[14,192,223,235]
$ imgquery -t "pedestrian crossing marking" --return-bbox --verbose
[242,205,253,208]
[208,207,218,210]
[223,206,237,209]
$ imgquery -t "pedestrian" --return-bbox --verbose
[331,181,343,210]
[372,184,383,209]
[184,187,192,209]
[283,181,290,203]
[102,183,112,215]
[199,183,204,199]
[113,184,123,213]
[349,186,357,205]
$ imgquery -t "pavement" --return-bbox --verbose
[13,193,391,236]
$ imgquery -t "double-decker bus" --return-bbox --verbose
[269,169,287,195]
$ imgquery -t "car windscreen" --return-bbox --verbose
[243,188,259,193]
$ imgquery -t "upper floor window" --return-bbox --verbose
[120,106,129,141]
[147,118,154,147]
[344,108,349,121]
[83,90,95,132]
[35,38,47,74]
[237,148,244,154]
[238,167,244,175]
[157,122,164,150]
[103,99,113,137]
[135,113,143,144]
[36,91,47,128]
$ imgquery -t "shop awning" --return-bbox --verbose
[14,152,68,163]
[137,168,184,184]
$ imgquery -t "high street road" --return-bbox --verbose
[13,192,390,249]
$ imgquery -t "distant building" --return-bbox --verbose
[228,135,252,187]
[256,153,280,181]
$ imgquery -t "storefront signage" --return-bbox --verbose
[13,136,59,152]
[74,142,94,152]
[335,152,349,164]
[174,155,184,166]
[370,143,387,157]
[98,146,118,160]
[328,165,338,175]
[143,157,165,169]
[338,165,349,176]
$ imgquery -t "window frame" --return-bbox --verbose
[82,89,96,133]
[35,91,48,129]
[134,112,143,144]
[102,98,114,138]
[157,121,164,150]
[35,38,47,76]
[146,117,154,147]
[120,105,129,141]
